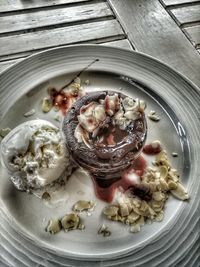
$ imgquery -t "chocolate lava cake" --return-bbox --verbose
[63,91,147,179]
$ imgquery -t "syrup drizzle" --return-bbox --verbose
[49,59,99,115]
[143,142,162,155]
[92,156,147,202]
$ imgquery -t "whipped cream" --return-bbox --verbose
[1,119,71,191]
[75,93,146,145]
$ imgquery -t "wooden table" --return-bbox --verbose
[0,0,199,266]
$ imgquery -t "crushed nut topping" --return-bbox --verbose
[103,148,189,232]
[46,219,62,234]
[73,200,96,212]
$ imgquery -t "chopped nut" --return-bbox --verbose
[130,224,141,233]
[42,97,52,113]
[61,213,80,231]
[98,224,111,237]
[170,183,189,200]
[160,179,169,191]
[119,203,130,217]
[159,166,168,180]
[46,219,61,234]
[137,216,145,226]
[101,144,189,232]
[148,113,160,122]
[24,109,35,117]
[149,110,156,115]
[54,115,61,122]
[152,191,165,202]
[84,79,90,85]
[0,127,11,138]
[42,192,51,201]
[168,181,177,190]
[73,200,95,212]
[155,211,164,222]
[126,212,140,224]
[103,205,119,217]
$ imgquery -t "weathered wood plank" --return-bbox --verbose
[170,4,200,25]
[108,0,200,87]
[0,20,124,57]
[161,0,200,6]
[0,3,112,34]
[184,25,200,47]
[0,0,90,13]
[102,39,133,50]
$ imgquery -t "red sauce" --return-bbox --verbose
[49,88,78,116]
[143,142,162,155]
[92,156,147,202]
[94,124,127,147]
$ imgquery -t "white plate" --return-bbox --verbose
[0,45,199,267]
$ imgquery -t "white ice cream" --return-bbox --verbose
[1,119,71,192]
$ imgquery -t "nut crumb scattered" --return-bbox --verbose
[54,115,61,122]
[148,112,160,122]
[46,219,62,234]
[73,200,96,212]
[42,192,51,201]
[103,148,189,233]
[0,127,11,138]
[24,109,35,117]
[149,110,156,115]
[98,224,111,237]
[42,97,52,113]
[84,79,90,85]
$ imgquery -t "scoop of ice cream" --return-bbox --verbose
[1,119,71,191]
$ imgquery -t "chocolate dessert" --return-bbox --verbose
[63,91,147,182]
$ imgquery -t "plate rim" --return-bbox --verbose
[0,44,199,262]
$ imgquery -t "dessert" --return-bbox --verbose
[63,91,147,179]
[0,119,72,192]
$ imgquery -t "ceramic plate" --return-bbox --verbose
[0,45,199,267]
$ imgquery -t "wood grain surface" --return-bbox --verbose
[0,2,113,34]
[169,3,200,25]
[0,0,91,13]
[0,20,124,57]
[161,0,200,6]
[184,25,200,48]
[108,0,200,87]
